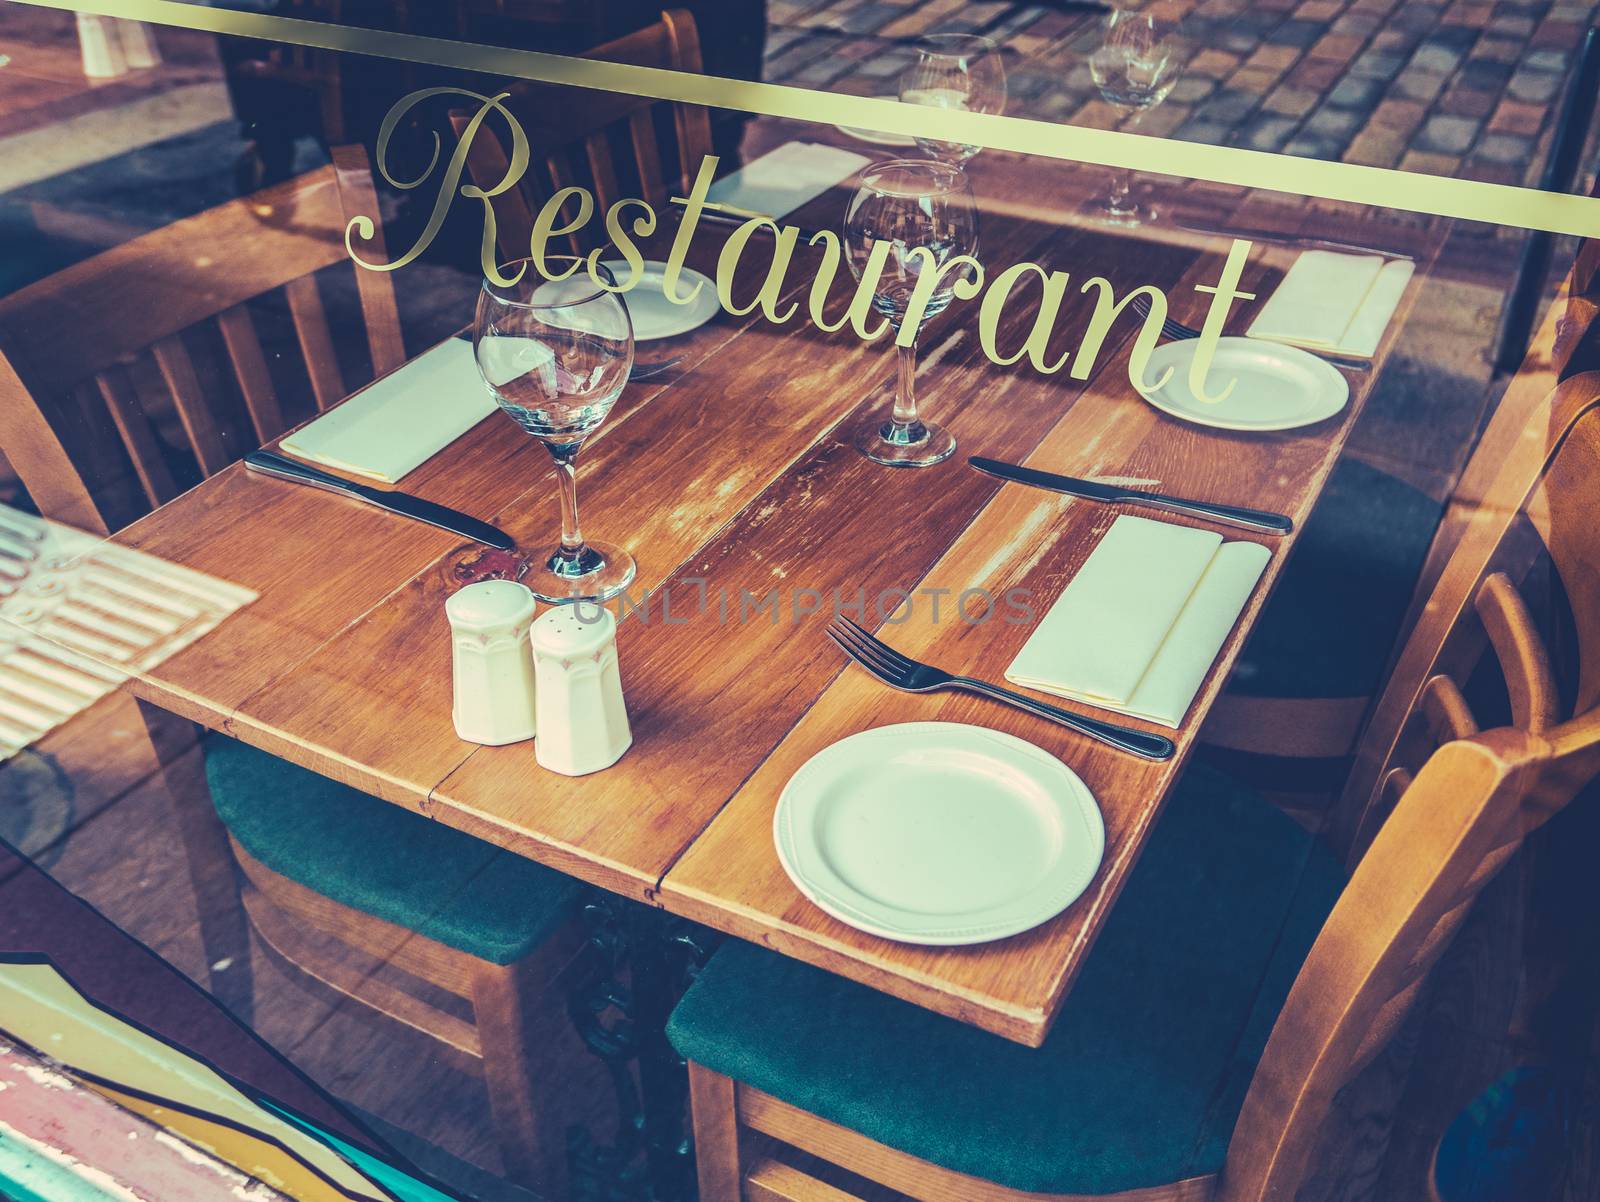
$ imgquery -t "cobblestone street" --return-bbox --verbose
[765,0,1597,189]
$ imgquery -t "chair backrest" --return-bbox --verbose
[450,8,712,261]
[1221,722,1588,1202]
[1337,370,1600,855]
[1220,371,1600,1202]
[0,146,403,535]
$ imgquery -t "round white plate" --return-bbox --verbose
[774,722,1105,946]
[835,99,918,146]
[1135,336,1349,432]
[600,259,720,342]
[835,123,917,146]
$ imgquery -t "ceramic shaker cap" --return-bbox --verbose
[446,580,538,746]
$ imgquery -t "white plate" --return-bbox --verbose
[774,722,1105,945]
[835,122,917,147]
[1134,336,1349,432]
[601,259,720,341]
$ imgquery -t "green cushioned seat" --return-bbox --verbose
[1230,457,1443,700]
[667,765,1346,1197]
[204,737,581,965]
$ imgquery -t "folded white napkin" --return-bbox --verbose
[1246,251,1415,358]
[1006,515,1270,728]
[279,338,496,484]
[706,141,870,221]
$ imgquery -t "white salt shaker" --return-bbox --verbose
[446,580,538,745]
[531,604,632,776]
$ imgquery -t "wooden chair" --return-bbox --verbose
[450,8,714,262]
[667,385,1600,1199]
[1338,368,1600,858]
[0,150,587,1194]
[0,146,404,535]
[669,731,1597,1202]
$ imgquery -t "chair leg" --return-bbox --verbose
[471,957,569,1195]
[136,700,253,1023]
[688,1061,742,1202]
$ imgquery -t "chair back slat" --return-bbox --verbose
[151,334,230,477]
[95,367,178,510]
[585,132,624,216]
[662,7,714,174]
[284,275,345,411]
[216,305,285,443]
[629,107,667,202]
[0,149,403,533]
[1474,572,1559,731]
[454,10,711,254]
[332,144,406,377]
[1419,674,1478,743]
[1224,727,1567,1202]
[542,155,589,258]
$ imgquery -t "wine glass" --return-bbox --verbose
[474,259,636,603]
[843,160,979,468]
[899,33,1007,165]
[1088,9,1184,225]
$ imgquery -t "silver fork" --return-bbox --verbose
[1129,294,1370,372]
[827,617,1175,761]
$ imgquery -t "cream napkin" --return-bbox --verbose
[279,338,496,484]
[706,141,870,220]
[1246,251,1415,358]
[1006,515,1270,728]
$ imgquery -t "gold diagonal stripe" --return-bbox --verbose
[17,0,1600,237]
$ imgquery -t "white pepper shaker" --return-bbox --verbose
[446,580,538,745]
[531,603,632,776]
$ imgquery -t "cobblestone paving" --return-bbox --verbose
[763,0,1598,189]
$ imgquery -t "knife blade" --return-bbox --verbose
[969,457,1294,535]
[244,451,515,550]
[1173,219,1413,262]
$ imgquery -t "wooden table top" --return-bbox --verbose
[114,139,1446,1047]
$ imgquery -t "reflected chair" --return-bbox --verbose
[0,148,588,1193]
[450,8,714,262]
[666,381,1600,1200]
[1201,225,1600,823]
[1201,454,1445,812]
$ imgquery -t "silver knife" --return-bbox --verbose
[969,457,1294,535]
[244,451,515,550]
[1173,219,1413,262]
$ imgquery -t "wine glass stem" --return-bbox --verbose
[1110,167,1133,208]
[892,337,922,434]
[549,444,586,561]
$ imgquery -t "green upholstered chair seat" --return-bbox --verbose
[667,765,1347,1197]
[1229,457,1443,700]
[204,737,581,965]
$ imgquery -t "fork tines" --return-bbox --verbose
[1129,292,1195,342]
[827,617,913,688]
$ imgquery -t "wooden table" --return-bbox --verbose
[111,142,1446,1049]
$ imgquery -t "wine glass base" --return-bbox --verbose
[525,540,637,604]
[853,417,956,467]
[1083,193,1156,227]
